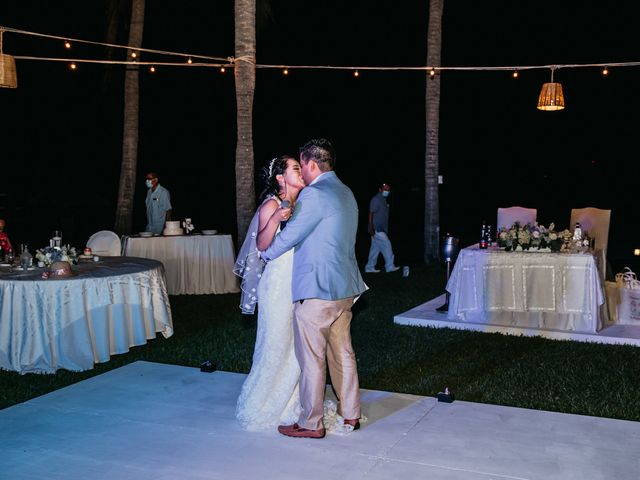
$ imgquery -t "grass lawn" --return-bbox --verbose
[1,263,639,421]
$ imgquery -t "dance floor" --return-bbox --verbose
[395,294,640,346]
[1,361,638,479]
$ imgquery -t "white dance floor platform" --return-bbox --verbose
[395,294,640,347]
[1,361,639,480]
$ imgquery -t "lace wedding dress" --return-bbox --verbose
[235,199,361,434]
[236,243,302,431]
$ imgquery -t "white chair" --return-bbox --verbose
[569,207,611,253]
[87,230,122,256]
[497,206,537,230]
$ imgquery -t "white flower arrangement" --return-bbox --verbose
[497,222,568,252]
[35,245,79,266]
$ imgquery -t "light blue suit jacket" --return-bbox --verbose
[263,171,367,303]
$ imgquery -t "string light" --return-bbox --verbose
[2,26,229,63]
[429,68,436,78]
[220,67,225,73]
[602,66,609,76]
[187,57,192,64]
[69,62,76,70]
[283,68,288,75]
[5,25,640,76]
[354,70,359,77]
[512,70,519,78]
[149,65,156,73]
[64,40,71,49]
[130,51,138,60]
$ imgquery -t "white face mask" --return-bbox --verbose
[146,179,153,188]
[381,190,390,197]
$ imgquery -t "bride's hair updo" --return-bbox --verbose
[259,155,295,201]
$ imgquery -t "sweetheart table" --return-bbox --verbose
[446,245,608,333]
[0,257,173,374]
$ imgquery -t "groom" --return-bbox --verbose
[261,138,368,438]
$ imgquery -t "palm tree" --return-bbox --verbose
[234,0,257,243]
[114,0,145,235]
[424,0,443,263]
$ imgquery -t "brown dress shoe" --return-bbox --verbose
[343,418,360,430]
[277,423,326,439]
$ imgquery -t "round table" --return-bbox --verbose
[0,256,173,374]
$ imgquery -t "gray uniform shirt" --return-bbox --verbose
[369,192,389,234]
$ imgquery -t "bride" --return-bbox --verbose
[234,155,305,430]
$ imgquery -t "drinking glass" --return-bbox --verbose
[52,230,62,248]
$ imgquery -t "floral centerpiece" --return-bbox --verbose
[498,222,571,252]
[35,245,79,267]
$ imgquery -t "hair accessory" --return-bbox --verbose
[268,157,277,178]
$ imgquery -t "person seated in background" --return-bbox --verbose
[0,218,14,256]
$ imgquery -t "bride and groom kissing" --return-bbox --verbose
[234,138,368,438]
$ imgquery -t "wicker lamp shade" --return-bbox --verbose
[537,82,565,111]
[0,53,18,88]
[1,29,18,89]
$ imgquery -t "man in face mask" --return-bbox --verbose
[144,172,172,234]
[365,183,399,273]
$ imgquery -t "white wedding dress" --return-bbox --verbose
[235,200,361,434]
[236,242,302,430]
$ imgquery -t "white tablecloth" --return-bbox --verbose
[0,257,173,374]
[446,246,607,333]
[123,234,239,295]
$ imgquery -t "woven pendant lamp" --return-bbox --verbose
[537,68,564,111]
[0,30,18,89]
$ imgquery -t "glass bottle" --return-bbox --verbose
[479,220,488,249]
[20,244,33,269]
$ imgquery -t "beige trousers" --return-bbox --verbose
[293,297,361,430]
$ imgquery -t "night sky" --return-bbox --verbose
[1,1,638,267]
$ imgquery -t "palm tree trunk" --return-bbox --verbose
[424,0,443,263]
[234,0,257,243]
[114,0,145,235]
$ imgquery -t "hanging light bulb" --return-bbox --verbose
[64,40,71,49]
[354,70,359,77]
[512,70,519,79]
[602,66,609,76]
[130,51,138,61]
[429,68,436,78]
[69,62,77,71]
[187,57,193,64]
[220,67,226,73]
[537,67,565,111]
[149,66,156,73]
[283,68,289,75]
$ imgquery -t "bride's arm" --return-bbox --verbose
[256,199,285,251]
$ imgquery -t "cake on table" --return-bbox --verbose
[163,221,183,236]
